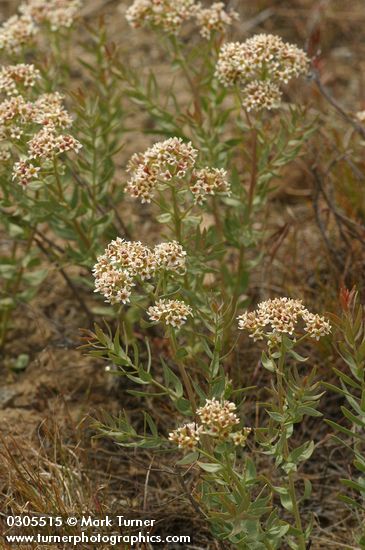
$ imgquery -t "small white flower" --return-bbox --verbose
[238,297,331,341]
[147,298,192,328]
[126,138,198,203]
[190,167,230,204]
[193,2,239,40]
[169,423,202,450]
[125,0,195,35]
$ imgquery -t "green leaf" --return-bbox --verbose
[289,349,308,362]
[338,494,364,510]
[354,459,365,474]
[279,490,293,512]
[198,462,223,473]
[341,406,365,428]
[137,366,153,383]
[261,352,275,372]
[341,478,365,495]
[177,451,199,465]
[144,412,158,437]
[156,212,172,224]
[289,441,315,464]
[322,382,351,399]
[326,419,359,439]
[245,458,256,482]
[175,397,192,415]
[333,367,361,390]
[162,360,183,398]
[267,411,284,422]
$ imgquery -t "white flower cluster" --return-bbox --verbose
[126,138,230,204]
[356,110,365,123]
[0,15,36,55]
[27,127,82,160]
[0,91,73,130]
[32,92,73,128]
[126,137,198,203]
[216,34,309,111]
[0,69,80,184]
[147,298,192,328]
[190,167,230,204]
[237,297,331,341]
[125,0,237,37]
[19,0,82,31]
[93,238,187,305]
[125,0,195,35]
[241,81,282,113]
[168,423,202,450]
[153,241,187,274]
[94,266,134,305]
[193,2,239,40]
[0,64,40,96]
[11,160,40,186]
[169,398,251,450]
[197,398,239,436]
[7,92,80,186]
[0,95,34,127]
[0,1,82,54]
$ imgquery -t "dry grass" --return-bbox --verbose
[1,0,365,548]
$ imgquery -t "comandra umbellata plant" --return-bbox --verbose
[325,289,365,548]
[80,3,335,547]
[87,245,331,548]
[0,6,127,346]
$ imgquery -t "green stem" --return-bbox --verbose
[169,36,202,122]
[276,343,306,550]
[52,157,93,252]
[171,186,182,243]
[170,328,196,412]
[232,246,245,305]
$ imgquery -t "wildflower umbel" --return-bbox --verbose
[216,34,309,111]
[126,138,198,203]
[193,2,239,40]
[0,1,81,54]
[190,167,230,204]
[101,238,156,280]
[33,92,73,128]
[197,398,240,437]
[302,311,332,341]
[125,0,195,35]
[28,127,82,159]
[93,265,134,305]
[237,297,331,341]
[231,428,252,447]
[93,238,187,304]
[147,299,192,328]
[19,0,82,31]
[169,399,251,451]
[153,241,187,274]
[242,81,282,113]
[0,64,40,96]
[0,95,34,127]
[168,423,202,450]
[0,15,36,54]
[12,160,40,186]
[0,85,80,186]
